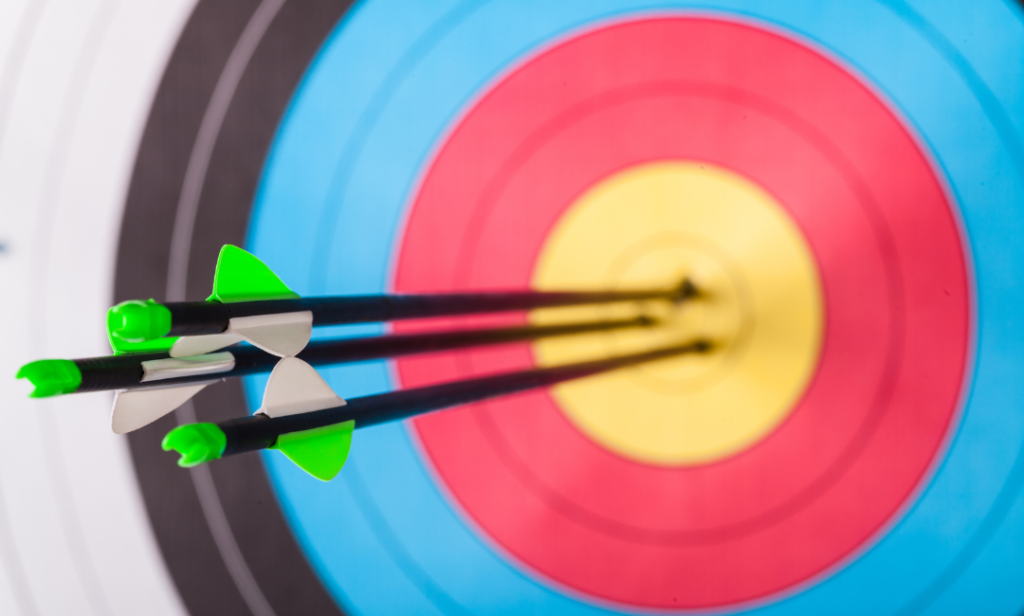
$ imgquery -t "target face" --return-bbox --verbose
[392,17,968,608]
[116,1,1024,615]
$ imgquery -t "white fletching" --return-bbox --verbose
[259,357,346,418]
[170,332,244,358]
[111,381,217,434]
[169,310,313,358]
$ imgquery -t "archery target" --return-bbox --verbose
[532,161,823,466]
[391,16,969,608]
[236,1,1022,614]
[0,2,194,615]
[11,0,1009,615]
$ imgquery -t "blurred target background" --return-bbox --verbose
[2,1,1024,615]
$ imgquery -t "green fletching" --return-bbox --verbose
[107,299,172,347]
[270,420,354,481]
[162,423,226,467]
[16,360,81,398]
[208,244,299,303]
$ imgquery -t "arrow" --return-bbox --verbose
[18,315,657,433]
[107,244,697,358]
[20,315,657,397]
[162,339,712,481]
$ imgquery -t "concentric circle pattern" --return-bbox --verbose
[239,2,1024,615]
[394,18,967,608]
[531,160,822,466]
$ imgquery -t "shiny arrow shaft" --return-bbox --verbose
[46,316,657,395]
[216,339,710,458]
[119,280,696,340]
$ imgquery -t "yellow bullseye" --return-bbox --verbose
[531,161,823,466]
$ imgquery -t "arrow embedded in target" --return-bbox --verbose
[106,244,696,359]
[17,244,696,436]
[162,339,712,481]
[17,314,658,433]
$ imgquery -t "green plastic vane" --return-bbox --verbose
[106,299,176,355]
[16,359,82,398]
[270,420,355,481]
[208,244,300,303]
[162,423,227,467]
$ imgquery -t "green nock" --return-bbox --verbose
[16,359,82,398]
[108,299,172,344]
[107,336,177,356]
[162,423,226,467]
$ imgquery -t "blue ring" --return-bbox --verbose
[245,1,1024,614]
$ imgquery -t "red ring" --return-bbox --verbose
[393,18,968,608]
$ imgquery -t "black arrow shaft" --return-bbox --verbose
[73,316,655,393]
[166,283,694,336]
[217,340,709,457]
